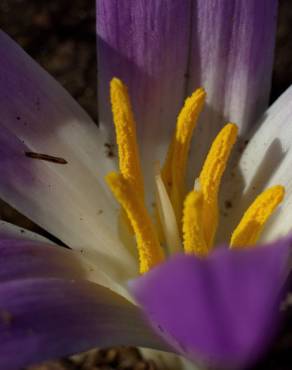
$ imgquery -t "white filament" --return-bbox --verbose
[154,164,181,254]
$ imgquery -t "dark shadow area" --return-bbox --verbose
[251,277,292,370]
[271,0,292,103]
[0,0,97,122]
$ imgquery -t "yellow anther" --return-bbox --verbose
[183,190,208,256]
[106,172,164,274]
[110,78,144,196]
[199,123,238,248]
[230,185,285,248]
[162,88,206,223]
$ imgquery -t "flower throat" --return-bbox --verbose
[106,78,284,274]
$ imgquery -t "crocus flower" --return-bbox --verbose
[0,0,290,369]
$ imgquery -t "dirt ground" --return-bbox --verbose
[1,0,292,369]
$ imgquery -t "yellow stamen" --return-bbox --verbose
[199,123,238,248]
[162,88,206,223]
[106,77,287,274]
[230,185,285,248]
[106,172,164,274]
[183,190,208,256]
[110,78,144,196]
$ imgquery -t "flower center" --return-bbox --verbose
[106,78,285,274]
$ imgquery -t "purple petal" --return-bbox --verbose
[189,0,278,172]
[0,239,87,282]
[0,278,167,369]
[96,0,191,178]
[130,239,291,368]
[97,1,277,179]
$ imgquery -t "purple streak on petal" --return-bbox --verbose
[130,239,291,368]
[192,0,277,128]
[0,239,87,282]
[0,278,167,370]
[188,0,278,174]
[97,0,191,177]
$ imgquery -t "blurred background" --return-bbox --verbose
[0,0,292,369]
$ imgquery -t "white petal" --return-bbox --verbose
[155,170,181,254]
[0,31,137,279]
[238,86,292,187]
[217,86,292,243]
[256,150,292,242]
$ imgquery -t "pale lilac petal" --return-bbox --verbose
[0,30,137,281]
[96,0,191,182]
[130,239,291,368]
[0,239,88,282]
[187,0,278,175]
[0,220,51,243]
[0,278,167,370]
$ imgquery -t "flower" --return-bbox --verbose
[0,1,290,369]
